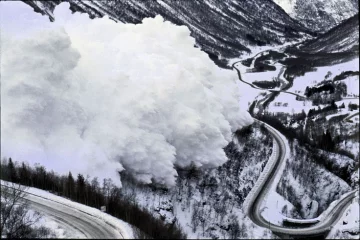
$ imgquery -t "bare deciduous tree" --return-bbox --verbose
[0,183,52,238]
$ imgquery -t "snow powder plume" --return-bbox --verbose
[1,2,253,186]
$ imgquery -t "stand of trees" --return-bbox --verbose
[241,58,253,67]
[318,129,335,151]
[332,71,359,81]
[308,101,338,118]
[348,103,359,111]
[305,81,347,105]
[276,142,352,220]
[0,158,186,239]
[305,83,335,97]
[253,79,281,89]
[257,112,340,152]
[256,113,355,185]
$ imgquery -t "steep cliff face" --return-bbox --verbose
[21,0,313,67]
[273,0,358,32]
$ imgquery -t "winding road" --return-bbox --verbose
[244,120,357,238]
[344,111,360,122]
[234,50,358,238]
[1,183,126,239]
[231,61,304,99]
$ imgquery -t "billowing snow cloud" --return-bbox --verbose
[1,2,253,186]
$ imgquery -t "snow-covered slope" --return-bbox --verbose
[328,191,359,239]
[120,123,276,239]
[297,14,359,54]
[20,0,314,67]
[273,0,358,32]
[277,141,353,219]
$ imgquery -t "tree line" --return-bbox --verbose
[0,158,186,239]
[305,83,335,98]
[307,101,338,118]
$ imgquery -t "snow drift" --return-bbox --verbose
[1,2,253,186]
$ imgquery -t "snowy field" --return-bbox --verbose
[288,58,359,96]
[268,95,359,115]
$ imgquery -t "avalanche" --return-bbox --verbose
[0,2,253,187]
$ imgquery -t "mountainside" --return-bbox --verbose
[280,14,359,70]
[4,1,359,239]
[273,0,358,32]
[21,0,314,67]
[121,123,276,239]
[120,122,355,238]
[297,14,359,53]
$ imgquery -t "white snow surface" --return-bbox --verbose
[28,208,86,238]
[272,0,358,31]
[0,180,134,239]
[261,192,296,225]
[289,58,359,96]
[268,58,359,114]
[0,1,253,187]
[272,0,296,15]
[327,191,360,239]
[341,75,360,96]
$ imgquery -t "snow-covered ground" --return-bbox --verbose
[341,75,359,96]
[27,209,86,238]
[277,140,353,219]
[232,46,282,112]
[261,192,297,225]
[236,75,264,111]
[232,46,294,113]
[267,58,359,115]
[339,139,359,165]
[267,94,311,114]
[0,180,134,239]
[288,58,359,96]
[327,191,359,239]
[268,96,359,117]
